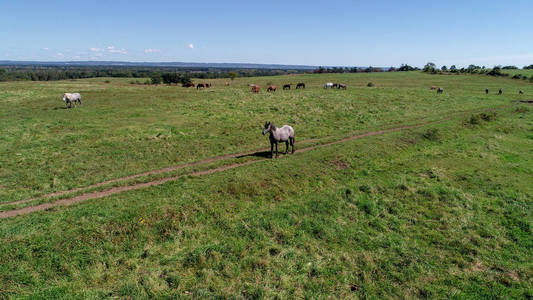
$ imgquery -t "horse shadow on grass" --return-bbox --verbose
[236,151,272,159]
[52,107,70,110]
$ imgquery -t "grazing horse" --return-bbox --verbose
[267,85,277,92]
[498,88,503,95]
[485,88,489,94]
[332,83,338,88]
[62,93,81,108]
[225,82,230,86]
[338,83,347,90]
[437,87,443,94]
[262,122,295,158]
[182,82,195,88]
[519,90,524,94]
[197,83,205,89]
[324,82,334,89]
[296,83,305,89]
[430,86,437,90]
[283,84,291,90]
[252,85,260,93]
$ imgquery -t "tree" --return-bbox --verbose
[228,72,237,81]
[449,65,457,73]
[441,65,448,72]
[423,62,436,73]
[523,64,533,70]
[150,74,162,84]
[398,64,415,71]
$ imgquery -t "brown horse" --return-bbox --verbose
[338,83,347,90]
[252,85,260,93]
[182,82,195,88]
[430,86,437,90]
[267,85,276,92]
[197,83,205,89]
[296,83,305,89]
[225,82,230,86]
[283,84,291,90]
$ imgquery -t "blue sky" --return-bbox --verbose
[1,0,532,67]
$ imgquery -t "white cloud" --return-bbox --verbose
[188,43,194,49]
[89,46,127,55]
[144,48,161,53]
[42,47,49,51]
[55,53,64,57]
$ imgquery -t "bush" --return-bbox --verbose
[468,114,481,125]
[104,80,110,83]
[422,128,441,141]
[480,112,496,121]
[367,82,374,87]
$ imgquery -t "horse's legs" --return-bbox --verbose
[270,142,274,158]
[285,141,289,154]
[275,143,279,158]
[291,137,295,154]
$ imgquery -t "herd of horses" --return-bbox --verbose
[249,82,306,93]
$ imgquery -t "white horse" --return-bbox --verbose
[62,93,82,108]
[262,122,295,158]
[324,82,333,89]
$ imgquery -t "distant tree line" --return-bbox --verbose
[0,66,306,82]
[421,62,533,82]
[312,65,420,73]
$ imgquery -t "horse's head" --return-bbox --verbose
[62,93,67,102]
[262,122,271,135]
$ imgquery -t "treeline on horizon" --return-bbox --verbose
[421,62,533,82]
[0,63,532,83]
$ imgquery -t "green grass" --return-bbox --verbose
[0,72,532,298]
[1,72,531,203]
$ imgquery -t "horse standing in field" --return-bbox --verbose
[324,82,333,89]
[498,88,503,95]
[485,89,489,94]
[283,84,291,90]
[267,85,277,92]
[252,85,260,93]
[437,88,443,94]
[62,93,82,108]
[262,121,295,158]
[182,82,195,88]
[519,90,524,94]
[296,83,305,89]
[225,82,230,86]
[205,83,212,88]
[338,83,347,90]
[332,83,338,88]
[430,86,437,90]
[197,83,205,89]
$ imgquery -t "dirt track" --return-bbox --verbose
[0,104,514,219]
[0,121,437,219]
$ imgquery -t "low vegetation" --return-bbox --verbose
[0,71,531,298]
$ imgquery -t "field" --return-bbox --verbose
[0,72,532,298]
[502,69,533,77]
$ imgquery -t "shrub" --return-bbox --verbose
[367,82,374,87]
[468,114,481,125]
[104,80,110,83]
[422,128,441,141]
[480,112,496,121]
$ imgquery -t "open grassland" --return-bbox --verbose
[502,69,533,77]
[0,72,532,298]
[1,72,531,204]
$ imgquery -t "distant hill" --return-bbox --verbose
[0,60,322,70]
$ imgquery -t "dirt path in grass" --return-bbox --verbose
[0,121,437,219]
[0,104,515,219]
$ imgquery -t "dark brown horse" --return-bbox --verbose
[252,85,260,93]
[267,85,276,92]
[197,83,205,89]
[283,84,291,90]
[430,86,437,90]
[296,83,305,89]
[182,82,195,88]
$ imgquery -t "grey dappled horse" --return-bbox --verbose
[62,93,82,108]
[262,122,295,158]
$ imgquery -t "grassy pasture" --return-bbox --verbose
[0,72,532,298]
[1,72,531,203]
